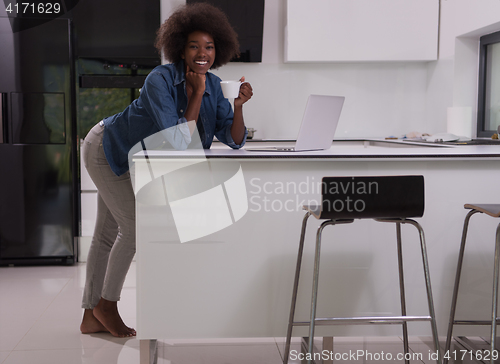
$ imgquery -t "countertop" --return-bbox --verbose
[132,138,500,161]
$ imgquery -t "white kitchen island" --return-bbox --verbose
[133,139,500,362]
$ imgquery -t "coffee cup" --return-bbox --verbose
[220,80,241,99]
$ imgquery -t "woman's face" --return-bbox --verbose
[181,31,215,74]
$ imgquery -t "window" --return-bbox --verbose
[477,30,500,137]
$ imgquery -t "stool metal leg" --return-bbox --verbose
[307,220,335,364]
[444,209,480,364]
[396,222,410,364]
[404,219,441,364]
[490,223,500,363]
[283,211,311,364]
[377,218,440,363]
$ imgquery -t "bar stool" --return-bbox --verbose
[283,176,440,364]
[445,204,500,364]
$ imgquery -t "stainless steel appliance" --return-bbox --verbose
[0,17,77,265]
[71,0,160,138]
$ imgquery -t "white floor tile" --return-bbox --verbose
[3,346,142,364]
[326,338,411,364]
[0,263,454,364]
[160,342,283,364]
[0,351,10,364]
[0,277,71,320]
[15,316,140,351]
[407,336,441,364]
[0,318,38,351]
[41,291,86,321]
[0,265,79,281]
[277,336,432,364]
[161,337,277,346]
[39,266,135,322]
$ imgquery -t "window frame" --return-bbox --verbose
[477,30,500,137]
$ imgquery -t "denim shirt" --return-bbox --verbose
[101,61,247,176]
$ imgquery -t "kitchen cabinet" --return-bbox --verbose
[285,0,439,62]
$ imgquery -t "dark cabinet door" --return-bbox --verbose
[0,144,74,259]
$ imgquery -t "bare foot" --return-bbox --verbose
[93,298,136,338]
[80,309,109,334]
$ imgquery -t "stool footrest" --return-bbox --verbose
[453,319,500,326]
[293,315,432,326]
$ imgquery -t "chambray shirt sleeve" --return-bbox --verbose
[213,89,248,149]
[140,71,191,150]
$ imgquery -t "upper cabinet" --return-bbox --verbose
[285,0,439,62]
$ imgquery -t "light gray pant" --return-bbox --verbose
[81,122,136,309]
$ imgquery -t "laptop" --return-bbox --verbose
[245,95,345,152]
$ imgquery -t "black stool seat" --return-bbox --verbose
[283,175,440,364]
[309,175,424,220]
[445,204,500,364]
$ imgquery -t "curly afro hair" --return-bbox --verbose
[155,3,240,69]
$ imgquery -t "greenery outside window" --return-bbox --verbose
[477,30,500,137]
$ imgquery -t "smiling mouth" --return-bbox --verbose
[195,61,208,66]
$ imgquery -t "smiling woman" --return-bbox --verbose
[155,2,240,68]
[180,31,217,126]
[182,31,215,74]
[79,2,253,338]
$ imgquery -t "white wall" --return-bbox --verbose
[426,0,500,137]
[160,0,500,139]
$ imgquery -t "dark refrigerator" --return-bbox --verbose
[0,17,77,265]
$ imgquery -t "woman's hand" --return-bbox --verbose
[183,65,205,133]
[234,76,253,108]
[185,65,206,97]
[230,76,252,144]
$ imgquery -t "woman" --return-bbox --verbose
[80,3,253,337]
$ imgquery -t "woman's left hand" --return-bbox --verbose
[234,76,253,107]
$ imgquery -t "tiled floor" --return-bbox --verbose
[0,263,469,364]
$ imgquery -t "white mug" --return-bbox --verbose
[220,80,241,99]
